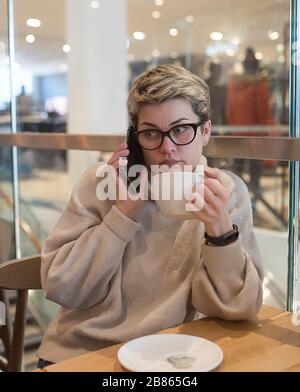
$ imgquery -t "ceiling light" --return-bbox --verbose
[210,32,223,41]
[155,0,164,6]
[152,11,160,19]
[278,55,285,63]
[169,28,178,37]
[152,49,160,58]
[276,44,284,52]
[90,1,100,8]
[133,31,146,40]
[25,34,35,44]
[26,18,41,28]
[268,30,280,40]
[255,52,263,60]
[185,15,194,23]
[62,44,71,53]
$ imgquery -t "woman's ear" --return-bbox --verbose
[202,120,211,146]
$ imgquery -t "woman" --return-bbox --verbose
[37,65,263,367]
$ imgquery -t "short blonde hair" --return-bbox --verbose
[128,64,210,128]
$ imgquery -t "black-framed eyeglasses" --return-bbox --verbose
[134,121,205,150]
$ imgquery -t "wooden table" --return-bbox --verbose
[40,305,300,372]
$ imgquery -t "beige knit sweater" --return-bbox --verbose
[37,158,263,363]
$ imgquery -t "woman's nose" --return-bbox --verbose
[159,135,177,154]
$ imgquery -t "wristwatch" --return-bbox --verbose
[204,224,239,246]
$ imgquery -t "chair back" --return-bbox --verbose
[0,218,12,262]
[0,217,13,371]
[0,255,42,372]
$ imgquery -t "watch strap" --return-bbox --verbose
[204,224,239,246]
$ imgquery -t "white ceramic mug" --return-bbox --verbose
[151,169,204,219]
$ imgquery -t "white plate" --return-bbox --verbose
[117,334,223,372]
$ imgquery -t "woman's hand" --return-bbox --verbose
[188,167,234,237]
[107,143,147,220]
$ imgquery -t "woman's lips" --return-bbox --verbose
[160,160,182,166]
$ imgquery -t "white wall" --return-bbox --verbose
[66,0,128,186]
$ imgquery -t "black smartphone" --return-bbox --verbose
[125,126,144,185]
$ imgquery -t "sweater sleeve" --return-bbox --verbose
[191,172,264,320]
[41,164,141,310]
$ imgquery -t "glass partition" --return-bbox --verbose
[3,0,291,137]
[12,143,292,311]
[0,0,10,133]
[0,146,15,262]
[12,146,292,312]
[207,156,289,309]
[128,0,290,133]
[0,0,14,262]
[12,0,67,134]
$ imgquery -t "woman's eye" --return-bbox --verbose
[172,126,188,134]
[144,130,159,139]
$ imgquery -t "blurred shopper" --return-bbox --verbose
[16,85,34,115]
[205,61,226,125]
